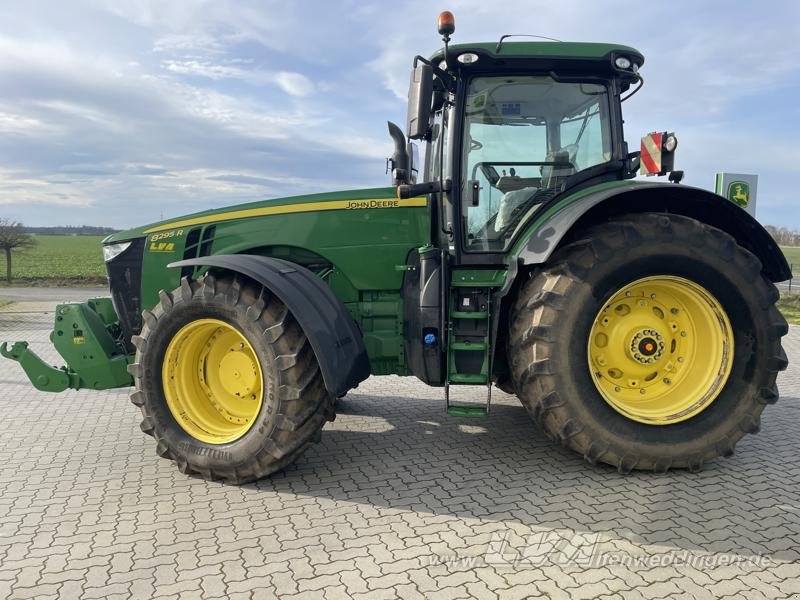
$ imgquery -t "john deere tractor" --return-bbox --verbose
[2,12,789,482]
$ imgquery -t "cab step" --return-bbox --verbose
[450,341,487,351]
[448,373,487,384]
[446,403,489,418]
[451,310,489,319]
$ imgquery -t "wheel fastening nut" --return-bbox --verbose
[680,331,687,337]
[639,388,646,394]
[614,386,621,392]
[663,378,672,385]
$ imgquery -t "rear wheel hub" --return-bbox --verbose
[587,275,733,424]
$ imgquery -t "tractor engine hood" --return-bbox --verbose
[103,186,407,245]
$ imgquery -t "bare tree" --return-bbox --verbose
[0,219,36,283]
[765,224,800,247]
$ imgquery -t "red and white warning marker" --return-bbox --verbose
[640,132,663,175]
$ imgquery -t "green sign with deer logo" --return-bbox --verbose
[715,173,758,216]
[727,181,750,208]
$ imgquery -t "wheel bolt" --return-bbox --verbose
[663,378,672,385]
[640,388,646,395]
[650,294,656,299]
[614,386,621,392]
[677,357,684,363]
[671,308,679,315]
[680,331,687,337]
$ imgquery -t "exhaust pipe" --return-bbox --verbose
[387,121,409,185]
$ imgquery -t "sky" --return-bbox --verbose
[0,0,799,229]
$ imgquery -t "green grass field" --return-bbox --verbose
[0,235,106,285]
[778,294,800,325]
[781,246,800,276]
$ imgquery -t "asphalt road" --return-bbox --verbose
[777,278,800,293]
[0,298,798,599]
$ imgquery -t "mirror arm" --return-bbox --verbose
[413,55,456,91]
[397,179,451,199]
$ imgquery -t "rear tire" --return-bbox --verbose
[128,272,333,484]
[508,213,788,473]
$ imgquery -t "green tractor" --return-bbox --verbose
[2,12,789,482]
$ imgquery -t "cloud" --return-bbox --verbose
[162,59,316,97]
[274,72,315,97]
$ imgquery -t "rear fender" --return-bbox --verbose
[513,182,790,282]
[169,255,371,397]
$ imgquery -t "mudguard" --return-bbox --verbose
[169,255,371,397]
[514,182,791,283]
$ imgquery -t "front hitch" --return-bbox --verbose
[1,298,134,393]
[0,341,79,392]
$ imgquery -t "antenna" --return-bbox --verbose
[496,34,563,53]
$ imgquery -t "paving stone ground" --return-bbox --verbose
[1,301,799,599]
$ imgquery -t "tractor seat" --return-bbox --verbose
[540,147,577,188]
[496,176,541,193]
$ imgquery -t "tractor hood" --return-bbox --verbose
[103,186,402,244]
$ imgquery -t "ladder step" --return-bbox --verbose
[449,373,488,384]
[447,404,489,418]
[450,341,487,351]
[451,311,488,319]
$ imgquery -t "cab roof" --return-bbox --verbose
[432,41,644,64]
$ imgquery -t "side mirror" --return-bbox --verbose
[407,63,433,140]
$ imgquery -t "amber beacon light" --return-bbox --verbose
[437,11,455,36]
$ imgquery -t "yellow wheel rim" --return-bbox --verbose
[162,319,263,444]
[587,276,733,425]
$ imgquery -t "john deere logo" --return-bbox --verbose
[727,181,750,208]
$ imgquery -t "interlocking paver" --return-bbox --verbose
[1,302,799,598]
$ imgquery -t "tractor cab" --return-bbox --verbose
[391,11,647,267]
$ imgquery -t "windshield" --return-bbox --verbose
[462,76,612,252]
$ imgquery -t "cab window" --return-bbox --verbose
[461,76,612,252]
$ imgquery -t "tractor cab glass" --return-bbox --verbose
[461,76,612,251]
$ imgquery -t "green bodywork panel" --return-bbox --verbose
[109,186,430,376]
[508,179,640,259]
[1,298,132,392]
[451,269,507,288]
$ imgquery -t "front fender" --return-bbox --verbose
[169,255,370,396]
[512,182,790,282]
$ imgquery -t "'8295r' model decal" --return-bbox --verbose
[148,229,184,252]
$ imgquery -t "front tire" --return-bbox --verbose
[128,272,333,484]
[508,213,788,473]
